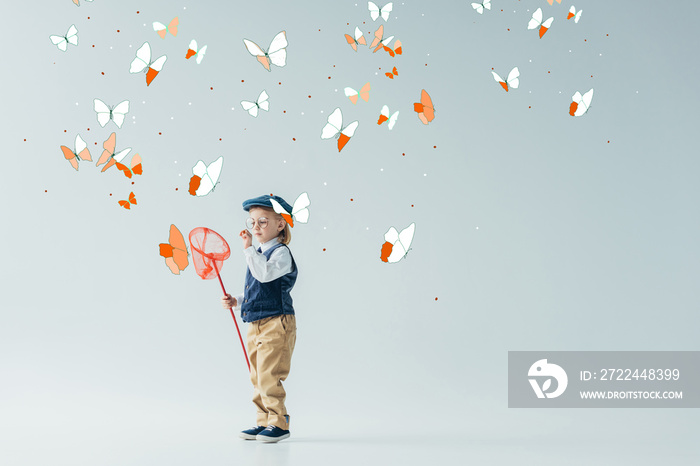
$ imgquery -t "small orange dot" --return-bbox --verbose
[94,142,97,145]
[411,204,414,207]
[435,297,438,301]
[175,188,178,191]
[323,248,326,251]
[333,65,336,67]
[328,76,331,79]
[131,181,134,185]
[158,132,162,135]
[308,95,311,98]
[210,87,213,90]
[283,110,286,113]
[501,9,503,11]
[45,190,47,193]
[219,138,222,141]
[92,45,95,48]
[529,106,531,108]
[137,11,139,13]
[606,34,609,36]
[318,29,321,31]
[347,23,349,25]
[433,146,436,149]
[591,75,593,77]
[117,29,120,32]
[88,17,90,19]
[584,39,587,42]
[607,140,610,143]
[101,72,104,75]
[64,130,67,132]
[402,153,405,156]
[350,198,354,201]
[507,28,510,31]
[109,193,113,196]
[292,138,296,141]
[548,71,551,74]
[425,63,428,66]
[87,128,90,131]
[279,82,282,85]
[241,80,244,82]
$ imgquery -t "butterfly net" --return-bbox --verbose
[188,227,231,280]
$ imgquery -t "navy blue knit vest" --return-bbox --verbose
[240,242,297,323]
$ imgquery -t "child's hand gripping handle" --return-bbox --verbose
[212,261,251,373]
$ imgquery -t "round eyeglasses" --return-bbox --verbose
[246,217,269,230]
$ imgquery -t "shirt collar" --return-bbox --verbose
[258,237,280,253]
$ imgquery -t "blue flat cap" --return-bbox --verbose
[242,194,292,213]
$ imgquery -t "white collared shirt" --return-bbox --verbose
[233,238,293,311]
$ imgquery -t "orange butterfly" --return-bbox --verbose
[96,133,132,173]
[370,25,394,53]
[546,0,562,4]
[153,17,178,38]
[383,39,402,57]
[159,224,189,275]
[413,89,435,125]
[385,67,398,79]
[60,134,91,171]
[115,153,143,179]
[118,192,137,209]
[344,26,367,51]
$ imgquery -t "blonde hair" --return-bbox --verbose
[249,206,292,245]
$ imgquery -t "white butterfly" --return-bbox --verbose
[243,31,288,71]
[240,90,270,117]
[528,8,554,38]
[471,0,491,14]
[186,39,207,64]
[491,67,519,92]
[569,89,593,117]
[270,193,310,228]
[49,24,78,52]
[129,42,167,86]
[321,108,359,152]
[567,6,583,23]
[378,105,399,130]
[93,99,130,128]
[189,156,223,196]
[380,223,415,263]
[368,1,393,22]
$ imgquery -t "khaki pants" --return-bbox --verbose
[246,314,296,430]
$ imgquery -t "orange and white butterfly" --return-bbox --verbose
[546,0,562,5]
[382,39,402,57]
[528,8,553,38]
[380,222,415,263]
[243,31,288,72]
[49,24,78,51]
[344,82,370,104]
[116,154,143,179]
[368,1,392,22]
[413,89,435,125]
[385,67,398,79]
[491,67,519,92]
[567,6,582,23]
[60,134,91,171]
[370,25,394,53]
[270,192,310,228]
[189,156,223,196]
[130,42,167,86]
[569,88,593,116]
[471,0,491,14]
[72,0,93,6]
[321,108,359,152]
[93,99,129,128]
[159,224,189,275]
[96,132,132,173]
[240,90,270,117]
[344,26,367,52]
[153,17,178,38]
[185,40,207,64]
[118,192,137,210]
[377,105,399,130]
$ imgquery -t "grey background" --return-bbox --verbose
[1,0,699,464]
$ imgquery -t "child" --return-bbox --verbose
[221,194,298,443]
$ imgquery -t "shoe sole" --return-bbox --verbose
[256,433,290,443]
[239,432,260,440]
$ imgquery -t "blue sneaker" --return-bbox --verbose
[239,425,266,440]
[256,425,290,443]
